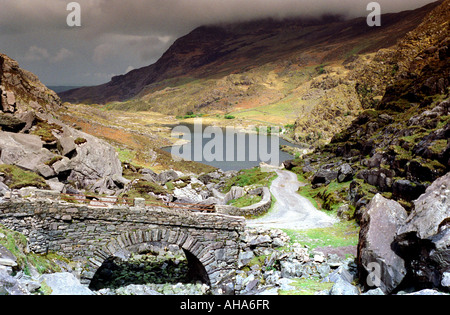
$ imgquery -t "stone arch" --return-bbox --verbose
[85,228,214,288]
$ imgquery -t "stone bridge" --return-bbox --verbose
[0,196,246,293]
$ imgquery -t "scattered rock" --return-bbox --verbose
[337,163,354,183]
[329,278,359,295]
[0,271,29,295]
[357,168,394,192]
[157,170,179,185]
[311,169,338,186]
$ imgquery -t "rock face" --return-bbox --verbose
[357,172,450,294]
[357,194,408,294]
[0,124,123,194]
[0,132,53,172]
[0,53,61,114]
[291,0,449,219]
[393,172,450,290]
[0,52,124,195]
[63,125,124,193]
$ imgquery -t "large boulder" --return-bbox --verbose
[0,113,25,132]
[311,168,338,186]
[40,273,94,295]
[357,194,408,294]
[0,131,55,173]
[393,172,450,290]
[156,170,179,185]
[223,186,246,205]
[0,245,18,275]
[56,125,123,191]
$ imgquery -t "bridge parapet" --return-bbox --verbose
[0,198,246,293]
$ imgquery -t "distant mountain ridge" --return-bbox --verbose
[59,1,442,106]
[48,86,84,94]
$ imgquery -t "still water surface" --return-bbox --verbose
[163,123,297,171]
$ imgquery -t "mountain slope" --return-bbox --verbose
[288,0,449,216]
[60,2,441,107]
[59,1,442,149]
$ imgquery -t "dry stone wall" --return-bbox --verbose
[215,187,272,218]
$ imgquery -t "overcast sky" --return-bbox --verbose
[0,0,438,86]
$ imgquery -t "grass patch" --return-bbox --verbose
[0,225,66,278]
[45,156,63,167]
[30,118,63,143]
[221,167,277,193]
[0,164,49,190]
[297,180,352,213]
[429,139,448,154]
[116,148,136,164]
[224,114,236,120]
[283,221,360,250]
[278,278,334,295]
[120,180,167,205]
[176,111,204,120]
[74,137,87,145]
[228,195,262,207]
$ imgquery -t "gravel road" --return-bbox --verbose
[247,170,337,230]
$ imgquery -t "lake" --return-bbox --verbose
[163,121,297,171]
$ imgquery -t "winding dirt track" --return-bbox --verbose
[247,170,337,230]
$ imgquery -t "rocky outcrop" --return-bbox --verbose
[0,132,54,174]
[290,0,449,217]
[0,53,61,114]
[357,172,450,294]
[0,123,124,195]
[0,52,124,195]
[393,172,450,291]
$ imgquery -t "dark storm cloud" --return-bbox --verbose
[0,0,438,85]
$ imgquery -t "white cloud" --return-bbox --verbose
[93,43,114,64]
[52,48,74,63]
[24,46,50,61]
[0,0,438,86]
[24,46,74,63]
